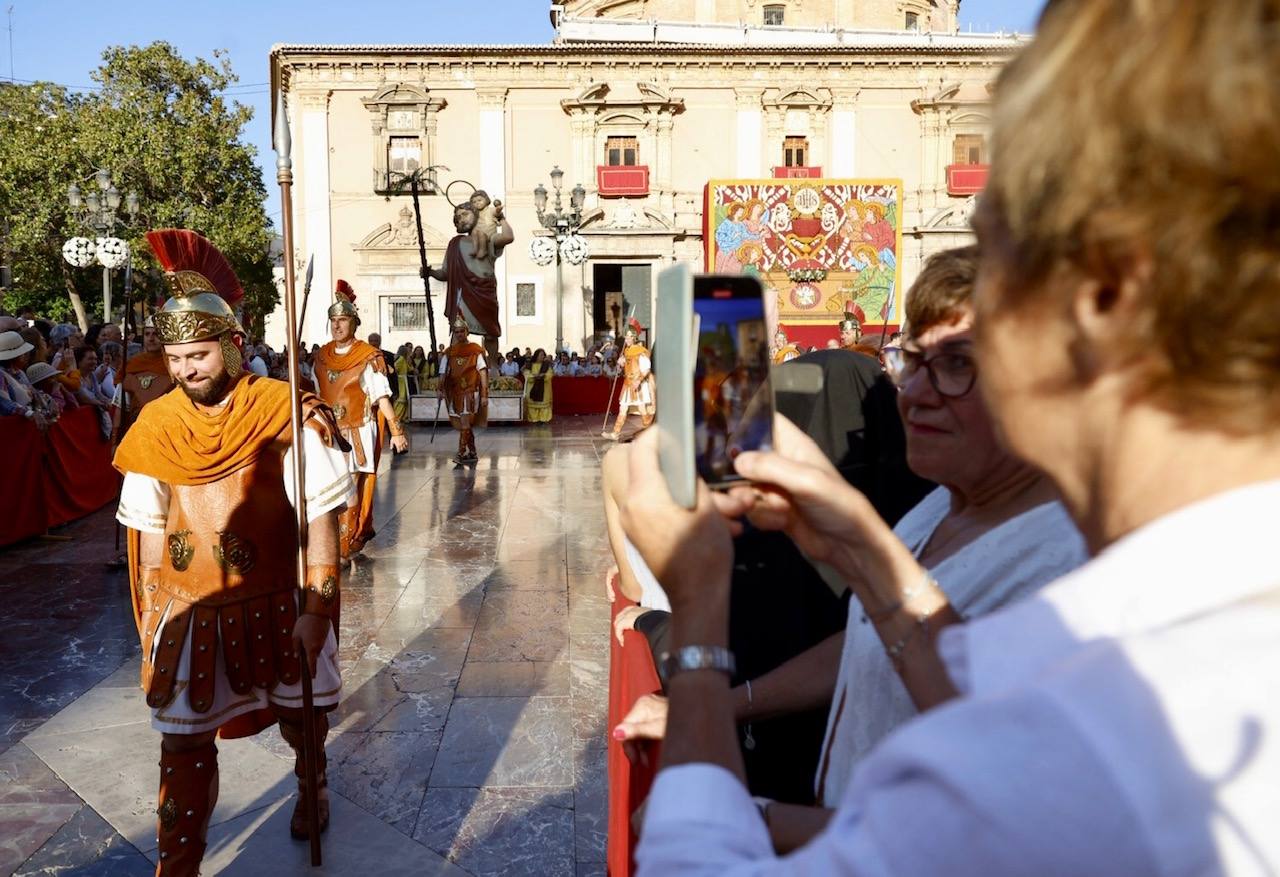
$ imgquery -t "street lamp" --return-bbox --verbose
[532,165,590,354]
[65,168,140,323]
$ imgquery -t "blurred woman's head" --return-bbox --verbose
[533,348,547,364]
[972,0,1280,507]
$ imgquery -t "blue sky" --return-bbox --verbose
[2,0,1043,227]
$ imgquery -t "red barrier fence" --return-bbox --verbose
[608,592,664,877]
[0,406,121,547]
[552,376,621,417]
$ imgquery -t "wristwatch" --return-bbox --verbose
[658,645,736,684]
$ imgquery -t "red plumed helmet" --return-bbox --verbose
[335,279,356,303]
[627,316,644,335]
[145,229,244,306]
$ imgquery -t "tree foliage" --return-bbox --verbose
[0,42,275,328]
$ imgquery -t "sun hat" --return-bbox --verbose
[25,361,60,384]
[0,330,35,362]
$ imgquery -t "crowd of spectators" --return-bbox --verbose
[0,314,122,436]
[601,1,1280,873]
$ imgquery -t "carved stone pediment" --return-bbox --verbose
[562,79,685,118]
[355,207,448,250]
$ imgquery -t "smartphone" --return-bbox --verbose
[692,275,774,487]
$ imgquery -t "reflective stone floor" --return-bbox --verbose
[0,417,617,876]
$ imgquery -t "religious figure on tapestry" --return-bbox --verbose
[705,180,903,339]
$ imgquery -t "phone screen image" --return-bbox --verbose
[693,277,774,486]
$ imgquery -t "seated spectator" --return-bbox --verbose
[0,330,43,426]
[26,361,76,415]
[499,353,522,378]
[553,351,574,376]
[604,354,620,379]
[97,341,124,402]
[72,346,108,407]
[19,327,48,365]
[247,343,269,377]
[98,323,123,346]
[584,354,604,378]
[622,2,1280,872]
[48,323,84,373]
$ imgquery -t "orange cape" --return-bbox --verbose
[125,350,168,376]
[624,344,650,360]
[114,375,304,485]
[315,339,385,374]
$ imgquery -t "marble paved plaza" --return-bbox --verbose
[0,418,618,876]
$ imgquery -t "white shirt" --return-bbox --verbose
[331,347,392,475]
[638,479,1280,876]
[247,355,269,377]
[499,360,521,377]
[117,423,355,531]
[819,488,1088,803]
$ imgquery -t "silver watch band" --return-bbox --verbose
[658,645,736,684]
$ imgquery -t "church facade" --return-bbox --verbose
[268,0,1023,353]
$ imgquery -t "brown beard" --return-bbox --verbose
[178,367,234,406]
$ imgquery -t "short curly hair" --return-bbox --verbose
[904,246,979,338]
[976,0,1280,431]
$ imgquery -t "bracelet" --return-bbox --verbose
[863,570,934,624]
[743,678,756,751]
[751,796,774,827]
[885,614,930,670]
[302,564,340,617]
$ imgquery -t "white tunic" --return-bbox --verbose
[116,427,355,735]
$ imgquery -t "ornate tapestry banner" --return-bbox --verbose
[704,179,903,325]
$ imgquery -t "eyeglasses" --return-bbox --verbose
[883,346,978,398]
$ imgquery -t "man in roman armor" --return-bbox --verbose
[438,315,489,464]
[312,279,409,559]
[603,320,655,440]
[112,319,174,440]
[838,313,882,359]
[114,229,355,876]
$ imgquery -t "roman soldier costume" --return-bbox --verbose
[439,315,489,463]
[113,318,174,438]
[839,314,881,359]
[113,230,355,877]
[604,319,655,440]
[312,280,395,558]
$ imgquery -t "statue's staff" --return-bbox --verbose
[273,92,323,868]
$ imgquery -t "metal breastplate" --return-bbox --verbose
[158,443,298,606]
[315,360,369,430]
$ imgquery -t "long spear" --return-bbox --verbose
[274,92,323,869]
[111,255,134,559]
[296,255,315,349]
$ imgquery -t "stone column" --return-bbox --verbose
[297,89,333,347]
[734,88,764,178]
[830,88,859,177]
[764,106,786,173]
[656,113,675,217]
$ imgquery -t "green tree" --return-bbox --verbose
[0,42,275,330]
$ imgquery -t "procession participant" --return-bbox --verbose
[313,279,409,559]
[837,313,880,359]
[114,229,355,876]
[422,200,514,368]
[771,328,802,365]
[439,315,489,464]
[523,348,554,424]
[112,320,175,441]
[604,321,655,441]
